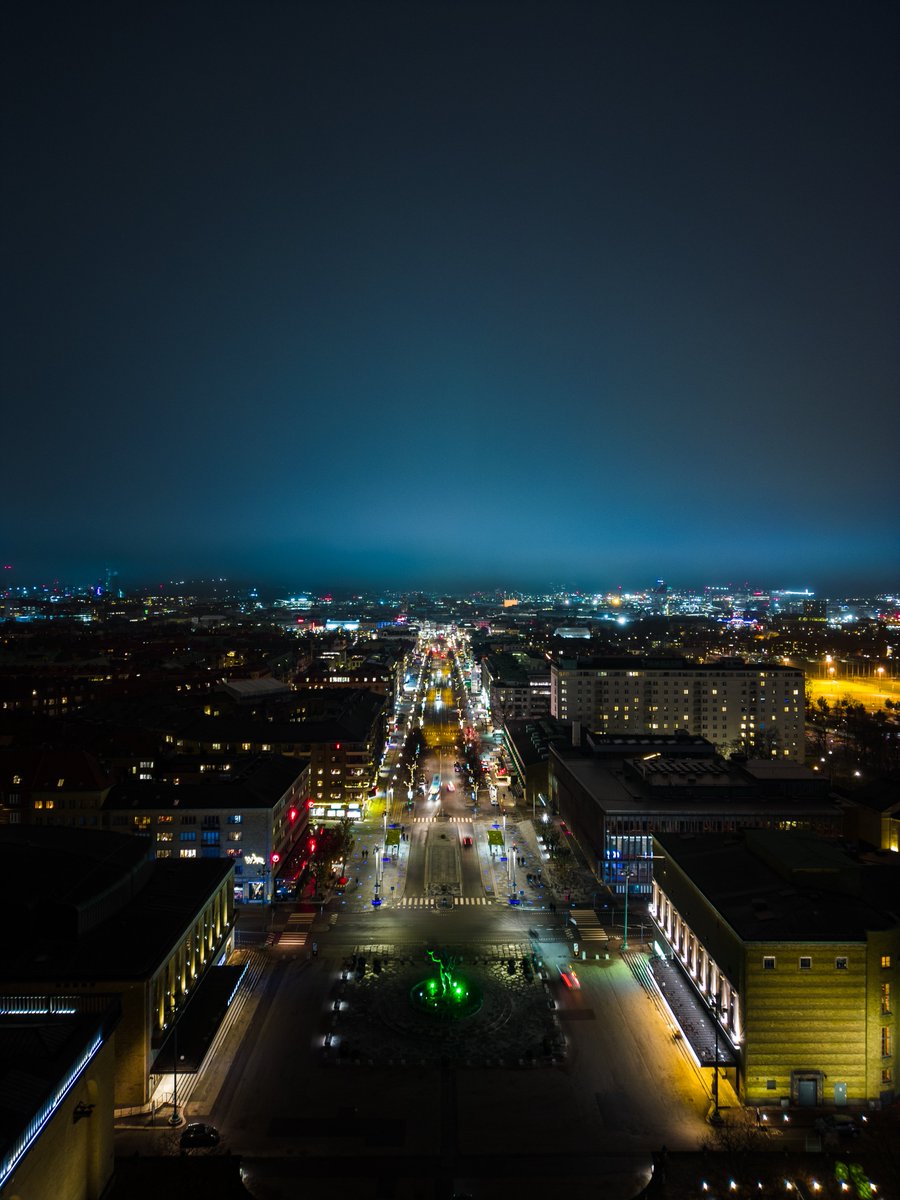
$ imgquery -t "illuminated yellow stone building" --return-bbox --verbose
[651,830,899,1108]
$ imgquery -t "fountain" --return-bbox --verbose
[409,949,483,1019]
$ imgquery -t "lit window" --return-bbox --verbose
[882,955,892,969]
[57,778,65,788]
[882,983,892,1015]
[882,1027,893,1057]
[180,848,197,859]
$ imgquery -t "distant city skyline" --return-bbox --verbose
[4,2,898,594]
[2,565,896,605]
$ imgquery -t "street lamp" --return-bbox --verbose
[621,865,636,951]
[711,995,722,1123]
[168,1011,183,1126]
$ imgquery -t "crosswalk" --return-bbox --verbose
[569,909,610,945]
[410,815,471,823]
[397,895,491,907]
[277,911,314,948]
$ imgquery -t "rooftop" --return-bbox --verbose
[654,829,900,942]
[0,829,233,982]
[106,754,308,812]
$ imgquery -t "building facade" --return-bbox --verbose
[105,756,310,903]
[549,655,806,760]
[549,732,840,891]
[0,828,235,1109]
[650,830,899,1107]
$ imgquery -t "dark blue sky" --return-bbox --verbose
[4,1,898,593]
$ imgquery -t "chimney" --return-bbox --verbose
[572,720,582,748]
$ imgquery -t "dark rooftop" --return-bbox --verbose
[105,754,308,812]
[654,829,900,942]
[0,828,233,982]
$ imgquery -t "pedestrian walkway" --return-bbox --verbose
[397,895,491,907]
[649,953,738,1070]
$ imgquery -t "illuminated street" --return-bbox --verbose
[139,638,714,1198]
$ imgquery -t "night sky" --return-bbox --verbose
[4,1,898,593]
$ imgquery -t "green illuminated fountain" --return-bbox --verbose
[409,949,483,1019]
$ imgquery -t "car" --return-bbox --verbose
[490,798,499,806]
[558,964,581,989]
[180,1123,220,1149]
[462,836,473,847]
[814,1114,859,1137]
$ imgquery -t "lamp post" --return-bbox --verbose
[168,1014,183,1126]
[621,864,638,951]
[711,995,721,1122]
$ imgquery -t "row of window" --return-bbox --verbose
[763,955,893,971]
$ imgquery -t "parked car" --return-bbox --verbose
[180,1123,220,1149]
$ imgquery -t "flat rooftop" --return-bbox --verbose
[552,746,838,817]
[2,843,233,984]
[654,830,900,942]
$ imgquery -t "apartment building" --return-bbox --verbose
[480,652,551,722]
[550,655,805,760]
[104,756,309,904]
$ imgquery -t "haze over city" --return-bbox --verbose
[4,1,898,593]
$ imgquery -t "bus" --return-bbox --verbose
[429,774,441,799]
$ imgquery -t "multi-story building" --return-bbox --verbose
[0,827,235,1108]
[104,756,309,903]
[650,829,899,1107]
[549,731,840,889]
[173,688,387,822]
[480,652,551,723]
[549,655,805,760]
[0,748,114,828]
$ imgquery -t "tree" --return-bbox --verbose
[699,1107,770,1189]
[542,824,561,857]
[332,817,355,876]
